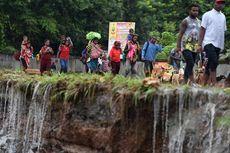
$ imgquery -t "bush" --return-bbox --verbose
[148,31,161,40]
[0,46,18,54]
[161,32,176,46]
[162,43,176,56]
[156,52,167,60]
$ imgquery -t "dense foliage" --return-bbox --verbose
[0,0,229,57]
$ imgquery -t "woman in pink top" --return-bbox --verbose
[124,34,140,76]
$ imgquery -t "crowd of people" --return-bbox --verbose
[17,0,228,87]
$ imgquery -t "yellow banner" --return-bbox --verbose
[108,22,135,54]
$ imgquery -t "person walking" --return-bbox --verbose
[39,39,53,75]
[141,35,162,77]
[198,0,227,86]
[20,40,33,71]
[124,34,141,76]
[176,4,201,85]
[86,38,103,73]
[109,41,122,75]
[57,37,73,73]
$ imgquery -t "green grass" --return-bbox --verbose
[0,69,229,106]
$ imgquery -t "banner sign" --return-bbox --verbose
[108,22,135,54]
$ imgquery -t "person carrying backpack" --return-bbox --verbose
[141,35,162,77]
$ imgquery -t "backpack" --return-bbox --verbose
[80,48,87,64]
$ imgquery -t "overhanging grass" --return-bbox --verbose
[0,70,229,105]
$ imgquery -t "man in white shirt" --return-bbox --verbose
[198,0,227,86]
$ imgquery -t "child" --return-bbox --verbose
[101,51,109,73]
[169,48,182,70]
[109,41,122,75]
[80,48,89,72]
[51,59,58,73]
[21,35,28,51]
[127,29,134,41]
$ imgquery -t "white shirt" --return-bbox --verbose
[201,9,227,50]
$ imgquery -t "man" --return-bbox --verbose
[198,0,227,86]
[176,4,201,85]
[141,36,162,77]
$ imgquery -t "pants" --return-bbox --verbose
[204,44,220,75]
[40,59,51,73]
[125,59,136,76]
[182,50,197,81]
[60,59,69,73]
[144,61,154,76]
[20,58,28,69]
[171,60,180,70]
[111,61,120,75]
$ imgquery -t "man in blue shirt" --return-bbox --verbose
[141,36,162,77]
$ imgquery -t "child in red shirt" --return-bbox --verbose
[109,41,122,75]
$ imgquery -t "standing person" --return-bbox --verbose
[57,35,66,57]
[58,37,73,73]
[198,0,227,86]
[86,38,103,73]
[141,36,162,77]
[20,40,33,71]
[176,4,201,85]
[39,39,53,75]
[124,34,141,76]
[109,41,122,75]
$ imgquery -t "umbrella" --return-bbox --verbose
[86,32,101,40]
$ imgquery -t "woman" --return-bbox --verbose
[20,40,33,71]
[86,38,103,73]
[124,34,140,76]
[58,37,73,73]
[109,41,122,75]
[39,39,53,75]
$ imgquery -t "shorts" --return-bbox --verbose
[204,44,220,75]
